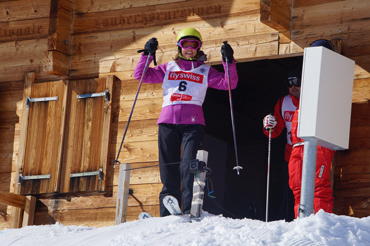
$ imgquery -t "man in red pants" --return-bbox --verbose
[289,108,335,218]
[264,39,336,218]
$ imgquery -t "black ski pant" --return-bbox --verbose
[158,123,204,217]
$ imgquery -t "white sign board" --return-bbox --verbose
[298,46,355,150]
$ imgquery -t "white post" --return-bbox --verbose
[115,164,131,224]
[299,139,317,218]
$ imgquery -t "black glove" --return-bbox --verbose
[143,37,158,55]
[221,41,234,63]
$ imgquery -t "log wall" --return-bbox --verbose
[0,0,369,228]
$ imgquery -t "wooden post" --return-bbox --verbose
[12,72,34,228]
[22,196,37,227]
[115,164,131,225]
[190,150,208,220]
[0,191,36,228]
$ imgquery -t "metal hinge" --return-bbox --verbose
[26,96,58,108]
[70,168,103,180]
[18,173,51,184]
[77,89,110,101]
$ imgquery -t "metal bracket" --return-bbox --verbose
[18,173,51,184]
[26,96,58,108]
[70,168,103,180]
[77,89,110,101]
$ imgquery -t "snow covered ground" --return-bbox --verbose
[1,210,370,246]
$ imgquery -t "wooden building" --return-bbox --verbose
[0,0,369,229]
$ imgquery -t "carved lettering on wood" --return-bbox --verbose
[74,5,223,34]
[0,19,48,43]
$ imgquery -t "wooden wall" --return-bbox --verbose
[0,0,369,229]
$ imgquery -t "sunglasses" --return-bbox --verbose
[287,77,301,87]
[177,39,202,50]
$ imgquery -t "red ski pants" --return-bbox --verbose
[288,145,334,218]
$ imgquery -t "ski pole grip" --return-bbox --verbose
[137,50,157,66]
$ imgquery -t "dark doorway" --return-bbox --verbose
[201,56,302,222]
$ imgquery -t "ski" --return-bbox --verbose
[139,212,153,220]
[163,195,183,215]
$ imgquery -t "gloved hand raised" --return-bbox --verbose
[221,41,234,63]
[142,37,158,55]
[263,114,277,130]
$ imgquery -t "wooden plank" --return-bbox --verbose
[0,90,23,112]
[350,102,370,126]
[0,81,24,92]
[109,162,160,186]
[347,125,370,150]
[119,81,163,101]
[333,197,370,217]
[0,0,51,22]
[333,187,370,198]
[115,164,130,224]
[334,171,370,188]
[39,183,162,210]
[0,173,11,192]
[112,140,159,164]
[54,81,69,193]
[0,39,48,83]
[335,149,370,169]
[260,0,291,32]
[292,0,370,30]
[294,0,343,8]
[0,191,26,209]
[70,15,268,58]
[72,0,259,34]
[352,80,370,104]
[118,98,162,122]
[70,33,279,77]
[98,76,116,191]
[111,119,159,144]
[0,18,49,43]
[15,72,35,195]
[74,0,185,13]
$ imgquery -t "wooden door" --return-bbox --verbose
[60,76,114,193]
[18,74,67,195]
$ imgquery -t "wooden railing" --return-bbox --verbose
[0,191,36,228]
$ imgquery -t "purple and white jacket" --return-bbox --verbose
[133,53,238,126]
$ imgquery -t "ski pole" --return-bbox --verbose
[223,41,243,175]
[114,53,152,167]
[265,128,272,222]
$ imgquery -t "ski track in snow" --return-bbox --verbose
[1,210,370,246]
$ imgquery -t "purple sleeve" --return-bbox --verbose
[207,59,238,90]
[133,53,168,83]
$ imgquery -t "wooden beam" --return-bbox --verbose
[11,72,34,228]
[43,0,73,76]
[0,191,26,209]
[260,0,291,32]
[43,50,69,76]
